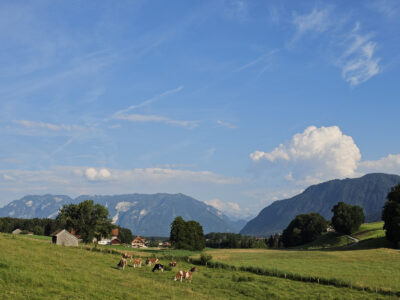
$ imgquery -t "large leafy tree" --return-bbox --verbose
[56,200,112,243]
[331,202,364,235]
[282,213,327,247]
[117,227,134,244]
[170,216,205,251]
[382,183,400,247]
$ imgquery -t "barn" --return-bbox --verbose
[50,229,79,247]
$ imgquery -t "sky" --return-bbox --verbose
[1,0,400,219]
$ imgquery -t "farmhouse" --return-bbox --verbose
[12,228,22,234]
[111,238,121,245]
[94,228,120,245]
[50,229,79,247]
[131,236,148,248]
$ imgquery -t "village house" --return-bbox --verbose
[158,241,171,247]
[94,228,120,245]
[131,236,148,248]
[50,229,79,247]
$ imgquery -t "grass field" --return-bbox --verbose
[205,245,400,292]
[0,233,394,299]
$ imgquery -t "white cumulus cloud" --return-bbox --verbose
[251,126,362,182]
[85,168,111,181]
[358,154,400,174]
[205,198,242,218]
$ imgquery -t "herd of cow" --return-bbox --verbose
[117,253,198,282]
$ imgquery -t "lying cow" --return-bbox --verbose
[174,270,192,282]
[146,258,159,266]
[117,258,127,270]
[170,261,177,267]
[190,267,198,272]
[133,258,142,268]
[152,263,164,272]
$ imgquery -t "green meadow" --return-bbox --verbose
[0,233,396,299]
[205,222,400,293]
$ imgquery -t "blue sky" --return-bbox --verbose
[1,0,400,219]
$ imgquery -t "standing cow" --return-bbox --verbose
[117,258,127,270]
[146,258,159,266]
[133,258,142,268]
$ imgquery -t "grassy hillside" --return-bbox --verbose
[0,233,394,299]
[206,245,400,292]
[298,221,388,250]
[353,222,386,241]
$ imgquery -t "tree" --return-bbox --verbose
[56,200,112,243]
[170,216,187,248]
[282,213,327,247]
[382,183,400,247]
[117,227,134,244]
[200,253,212,265]
[169,216,205,251]
[331,202,364,235]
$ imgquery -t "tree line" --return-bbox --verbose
[0,200,134,244]
[204,232,281,249]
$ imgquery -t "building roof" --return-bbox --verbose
[50,229,78,240]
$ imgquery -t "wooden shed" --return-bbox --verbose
[50,229,79,247]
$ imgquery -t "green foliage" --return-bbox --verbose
[117,227,134,244]
[170,216,205,251]
[282,213,327,247]
[56,200,112,243]
[382,183,400,247]
[331,202,365,234]
[200,252,212,265]
[267,234,281,249]
[0,217,59,235]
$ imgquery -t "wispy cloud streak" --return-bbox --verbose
[112,85,184,117]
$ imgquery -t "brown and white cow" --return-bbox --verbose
[133,258,142,268]
[170,261,177,267]
[146,258,159,266]
[174,270,192,282]
[117,258,127,270]
[122,253,133,262]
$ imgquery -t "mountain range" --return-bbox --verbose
[0,193,245,237]
[1,173,399,237]
[241,173,400,236]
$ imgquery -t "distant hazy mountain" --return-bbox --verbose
[0,193,243,236]
[241,173,400,236]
